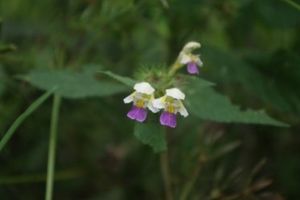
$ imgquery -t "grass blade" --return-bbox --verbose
[0,89,55,152]
[281,0,300,11]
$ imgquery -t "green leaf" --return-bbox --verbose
[185,78,288,127]
[0,43,16,54]
[203,46,300,114]
[179,75,215,88]
[257,0,300,28]
[100,71,136,87]
[134,122,167,153]
[21,69,129,99]
[0,89,54,152]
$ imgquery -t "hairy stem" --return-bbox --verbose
[168,60,181,77]
[160,129,173,200]
[45,94,61,200]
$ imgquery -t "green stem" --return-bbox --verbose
[0,90,54,152]
[160,151,173,200]
[45,94,61,200]
[168,60,181,77]
[160,129,173,200]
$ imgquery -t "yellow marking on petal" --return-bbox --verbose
[165,96,174,103]
[166,105,176,113]
[136,99,145,108]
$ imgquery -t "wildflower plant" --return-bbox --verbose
[14,41,287,154]
[0,0,298,198]
[1,41,288,200]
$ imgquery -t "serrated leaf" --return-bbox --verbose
[185,78,288,127]
[100,71,136,87]
[21,69,128,99]
[203,43,300,115]
[134,122,167,153]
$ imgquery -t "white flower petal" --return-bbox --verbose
[147,103,160,113]
[178,103,189,117]
[182,41,201,53]
[123,92,135,104]
[195,56,203,67]
[179,53,192,64]
[166,88,185,100]
[152,97,165,109]
[134,82,155,94]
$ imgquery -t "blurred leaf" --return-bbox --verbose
[281,0,300,11]
[160,0,169,8]
[211,141,241,160]
[100,71,136,87]
[257,0,300,28]
[134,122,167,153]
[0,44,17,54]
[0,169,83,184]
[100,0,135,22]
[251,159,267,176]
[185,78,288,126]
[21,69,128,99]
[251,179,273,192]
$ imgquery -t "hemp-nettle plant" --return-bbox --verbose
[123,41,202,128]
[1,39,288,200]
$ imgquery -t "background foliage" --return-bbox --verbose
[0,0,300,199]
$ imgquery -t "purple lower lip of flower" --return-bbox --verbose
[160,111,177,128]
[187,62,199,74]
[127,105,148,122]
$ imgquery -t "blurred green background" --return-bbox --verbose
[0,0,300,199]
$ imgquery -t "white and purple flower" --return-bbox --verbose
[179,41,203,75]
[123,82,158,122]
[153,88,188,128]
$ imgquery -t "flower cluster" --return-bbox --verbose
[124,83,188,128]
[123,41,203,128]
